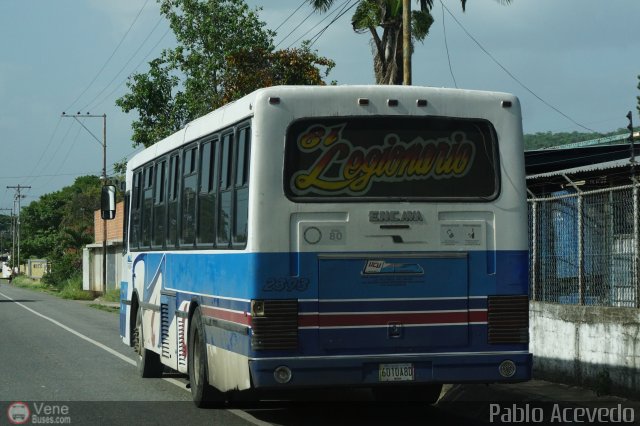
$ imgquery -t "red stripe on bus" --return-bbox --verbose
[469,310,488,322]
[298,310,488,327]
[201,306,251,326]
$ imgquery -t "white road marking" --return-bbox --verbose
[0,291,136,366]
[0,289,273,426]
[228,409,275,426]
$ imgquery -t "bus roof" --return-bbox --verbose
[126,85,519,172]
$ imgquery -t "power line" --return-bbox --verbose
[286,0,348,48]
[274,0,306,32]
[286,0,349,49]
[308,0,358,47]
[441,0,458,88]
[81,16,166,112]
[87,25,172,112]
[65,0,151,112]
[53,124,84,178]
[24,117,62,187]
[25,118,77,187]
[439,1,600,134]
[275,8,317,48]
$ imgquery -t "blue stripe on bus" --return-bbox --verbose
[128,250,528,358]
[134,250,528,300]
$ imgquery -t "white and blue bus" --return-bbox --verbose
[116,85,531,405]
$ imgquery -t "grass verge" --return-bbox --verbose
[6,274,119,314]
[58,275,95,300]
[89,303,120,313]
[11,275,56,293]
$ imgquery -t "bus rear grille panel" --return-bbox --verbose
[487,295,529,344]
[251,300,298,350]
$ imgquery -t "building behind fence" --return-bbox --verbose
[528,183,638,308]
[526,151,640,396]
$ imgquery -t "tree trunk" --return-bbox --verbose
[372,18,404,85]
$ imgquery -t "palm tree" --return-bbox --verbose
[307,0,510,84]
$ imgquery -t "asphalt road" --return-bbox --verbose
[1,281,605,426]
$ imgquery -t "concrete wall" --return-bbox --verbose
[26,259,48,279]
[82,242,122,293]
[530,301,640,397]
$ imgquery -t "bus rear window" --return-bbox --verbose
[284,116,500,201]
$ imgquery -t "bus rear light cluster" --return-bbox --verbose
[251,299,298,350]
[487,295,529,344]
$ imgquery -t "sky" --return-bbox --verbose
[0,0,639,210]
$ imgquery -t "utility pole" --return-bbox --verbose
[7,185,30,273]
[402,0,412,85]
[61,112,108,294]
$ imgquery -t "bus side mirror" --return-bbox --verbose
[101,185,116,220]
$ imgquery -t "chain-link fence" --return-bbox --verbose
[528,184,638,307]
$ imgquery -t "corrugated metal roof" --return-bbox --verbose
[527,158,637,180]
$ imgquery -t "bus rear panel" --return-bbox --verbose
[119,86,530,403]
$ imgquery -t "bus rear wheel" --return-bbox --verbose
[188,307,225,407]
[372,384,443,404]
[134,308,163,378]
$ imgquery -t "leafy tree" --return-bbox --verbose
[0,214,13,255]
[117,0,334,148]
[223,41,334,103]
[308,0,510,84]
[524,129,632,151]
[20,176,102,286]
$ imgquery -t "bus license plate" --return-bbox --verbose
[378,363,414,382]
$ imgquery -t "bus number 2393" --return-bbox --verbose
[263,277,310,292]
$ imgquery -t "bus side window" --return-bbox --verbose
[217,133,233,247]
[153,158,167,248]
[130,170,142,250]
[198,139,218,246]
[122,191,130,254]
[181,145,198,246]
[167,154,180,248]
[141,165,154,248]
[233,126,250,245]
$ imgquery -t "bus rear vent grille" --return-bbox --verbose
[177,315,187,367]
[160,303,171,358]
[251,300,298,350]
[488,295,529,344]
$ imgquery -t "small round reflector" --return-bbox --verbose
[274,366,292,384]
[499,360,517,378]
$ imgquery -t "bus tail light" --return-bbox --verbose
[251,300,265,317]
[487,295,529,344]
[251,300,298,350]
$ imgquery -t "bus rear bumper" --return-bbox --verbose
[248,352,532,389]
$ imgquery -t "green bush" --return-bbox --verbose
[58,274,94,300]
[42,252,82,288]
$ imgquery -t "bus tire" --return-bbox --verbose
[188,307,225,407]
[372,384,443,404]
[134,308,163,378]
